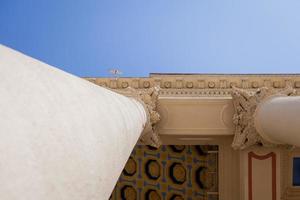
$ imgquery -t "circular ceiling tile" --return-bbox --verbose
[145,159,161,180]
[169,163,186,184]
[123,157,137,176]
[145,189,161,200]
[121,185,137,200]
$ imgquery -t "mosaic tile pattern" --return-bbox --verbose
[110,145,218,200]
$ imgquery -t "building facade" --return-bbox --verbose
[1,45,300,200]
[86,74,300,200]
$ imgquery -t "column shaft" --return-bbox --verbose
[254,96,300,146]
[0,45,147,200]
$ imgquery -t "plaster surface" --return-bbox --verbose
[255,96,300,147]
[0,45,147,200]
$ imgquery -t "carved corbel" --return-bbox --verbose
[116,86,161,148]
[231,85,295,150]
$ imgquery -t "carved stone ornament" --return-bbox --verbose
[118,86,161,148]
[231,85,296,150]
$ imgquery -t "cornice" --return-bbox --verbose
[85,75,300,97]
[84,75,300,148]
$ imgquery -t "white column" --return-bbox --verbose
[254,96,300,147]
[0,45,148,200]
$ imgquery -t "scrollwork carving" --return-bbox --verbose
[231,85,296,150]
[124,86,161,148]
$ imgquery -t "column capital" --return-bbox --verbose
[116,86,162,147]
[231,85,295,150]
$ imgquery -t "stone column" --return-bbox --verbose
[0,45,160,200]
[254,95,300,147]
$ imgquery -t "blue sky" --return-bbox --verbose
[1,0,300,77]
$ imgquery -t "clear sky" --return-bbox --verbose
[1,0,300,77]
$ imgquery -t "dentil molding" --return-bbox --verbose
[85,74,300,92]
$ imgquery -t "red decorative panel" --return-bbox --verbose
[248,152,276,200]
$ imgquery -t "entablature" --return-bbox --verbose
[85,74,300,146]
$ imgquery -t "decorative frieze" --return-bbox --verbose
[85,75,300,92]
[295,81,300,88]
